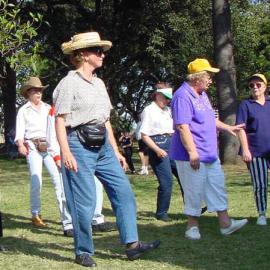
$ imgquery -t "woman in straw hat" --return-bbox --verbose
[236,73,270,226]
[14,77,73,235]
[169,58,248,240]
[53,32,160,267]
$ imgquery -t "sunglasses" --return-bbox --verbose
[249,82,264,89]
[86,47,105,57]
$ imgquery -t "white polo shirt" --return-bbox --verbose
[15,101,51,142]
[140,102,174,136]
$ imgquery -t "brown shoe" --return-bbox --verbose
[32,216,46,227]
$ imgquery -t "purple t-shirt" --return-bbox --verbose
[169,82,218,163]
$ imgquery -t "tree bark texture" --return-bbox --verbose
[212,0,239,164]
[2,63,16,145]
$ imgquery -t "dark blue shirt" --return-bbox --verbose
[236,97,270,157]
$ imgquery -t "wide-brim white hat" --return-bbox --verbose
[61,32,112,55]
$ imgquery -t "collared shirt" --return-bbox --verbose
[236,97,270,157]
[15,101,51,142]
[140,101,174,136]
[169,81,217,163]
[53,70,113,127]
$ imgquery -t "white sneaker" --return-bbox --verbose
[257,215,267,226]
[138,169,145,175]
[185,226,201,240]
[220,219,248,235]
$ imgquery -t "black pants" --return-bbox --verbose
[123,147,135,172]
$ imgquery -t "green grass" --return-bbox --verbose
[0,155,270,269]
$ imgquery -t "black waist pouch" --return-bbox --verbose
[76,123,106,148]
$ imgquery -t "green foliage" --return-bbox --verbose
[0,0,42,74]
[232,1,270,99]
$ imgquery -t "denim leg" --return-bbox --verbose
[27,150,43,216]
[148,135,173,218]
[171,159,184,201]
[95,141,138,244]
[62,131,97,256]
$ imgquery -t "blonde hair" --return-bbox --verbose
[69,49,85,67]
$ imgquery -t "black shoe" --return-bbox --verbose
[126,240,161,260]
[92,222,116,232]
[156,215,172,222]
[63,229,73,237]
[75,254,97,267]
[201,206,207,215]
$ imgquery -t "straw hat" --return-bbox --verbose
[61,32,112,55]
[188,58,220,74]
[20,77,49,98]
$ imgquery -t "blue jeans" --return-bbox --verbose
[148,135,174,218]
[62,130,138,256]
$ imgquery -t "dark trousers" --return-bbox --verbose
[148,135,183,218]
[123,147,135,172]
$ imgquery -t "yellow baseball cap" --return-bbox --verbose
[188,58,220,74]
[248,73,267,85]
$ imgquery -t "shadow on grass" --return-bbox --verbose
[0,236,74,263]
[2,210,270,269]
[2,212,66,237]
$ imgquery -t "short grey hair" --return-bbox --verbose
[186,71,209,82]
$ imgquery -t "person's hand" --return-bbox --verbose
[189,151,200,170]
[227,123,245,136]
[55,159,62,168]
[115,152,128,171]
[156,148,168,158]
[18,144,28,156]
[242,149,252,163]
[62,151,78,172]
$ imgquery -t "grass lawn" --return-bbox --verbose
[0,154,270,270]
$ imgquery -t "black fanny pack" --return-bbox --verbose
[76,123,106,148]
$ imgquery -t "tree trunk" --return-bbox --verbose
[2,63,16,145]
[212,0,239,164]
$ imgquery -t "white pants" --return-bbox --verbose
[175,159,228,216]
[92,176,105,225]
[27,149,72,230]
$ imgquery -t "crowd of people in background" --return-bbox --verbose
[11,30,270,267]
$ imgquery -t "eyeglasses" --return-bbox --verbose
[86,47,105,57]
[249,82,264,89]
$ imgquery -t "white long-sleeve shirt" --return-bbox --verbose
[15,101,51,151]
[46,106,61,162]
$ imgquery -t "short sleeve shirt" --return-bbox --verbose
[236,97,270,157]
[53,71,113,127]
[169,82,218,163]
[140,102,174,136]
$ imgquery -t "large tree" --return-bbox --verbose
[212,0,239,163]
[0,0,42,144]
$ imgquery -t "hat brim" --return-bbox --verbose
[20,85,49,98]
[161,92,173,100]
[204,67,220,73]
[248,74,267,85]
[62,41,112,55]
